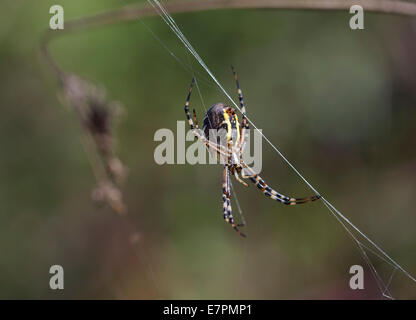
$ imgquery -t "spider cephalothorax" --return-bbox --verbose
[184,66,321,237]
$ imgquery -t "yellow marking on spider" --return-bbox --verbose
[223,111,232,141]
[234,113,240,142]
[222,110,240,143]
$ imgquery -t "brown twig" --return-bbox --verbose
[41,0,416,78]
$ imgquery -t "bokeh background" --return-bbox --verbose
[1,0,416,299]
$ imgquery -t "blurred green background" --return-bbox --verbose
[1,0,416,299]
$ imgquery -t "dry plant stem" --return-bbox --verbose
[55,0,416,32]
[41,0,416,76]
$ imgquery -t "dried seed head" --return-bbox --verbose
[61,73,127,214]
[92,182,126,215]
[108,157,127,185]
[87,101,110,135]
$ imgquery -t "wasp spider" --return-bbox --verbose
[184,67,321,237]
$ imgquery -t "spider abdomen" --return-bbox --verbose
[202,103,240,143]
[202,103,227,137]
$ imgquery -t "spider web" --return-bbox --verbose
[144,0,416,299]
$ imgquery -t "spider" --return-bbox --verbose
[184,66,321,237]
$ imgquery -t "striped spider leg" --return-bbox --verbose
[230,67,320,206]
[240,162,321,205]
[222,165,246,237]
[231,65,249,158]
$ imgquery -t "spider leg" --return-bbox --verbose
[231,66,249,155]
[184,78,196,130]
[233,168,249,187]
[241,162,321,205]
[222,166,228,221]
[222,166,246,237]
[184,78,229,157]
[231,65,248,120]
[191,109,200,141]
[192,109,199,129]
[240,168,257,179]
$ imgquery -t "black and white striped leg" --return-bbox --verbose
[184,78,196,130]
[231,65,248,117]
[242,163,321,205]
[231,66,249,155]
[192,109,199,129]
[222,166,246,237]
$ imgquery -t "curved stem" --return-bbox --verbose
[41,0,416,77]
